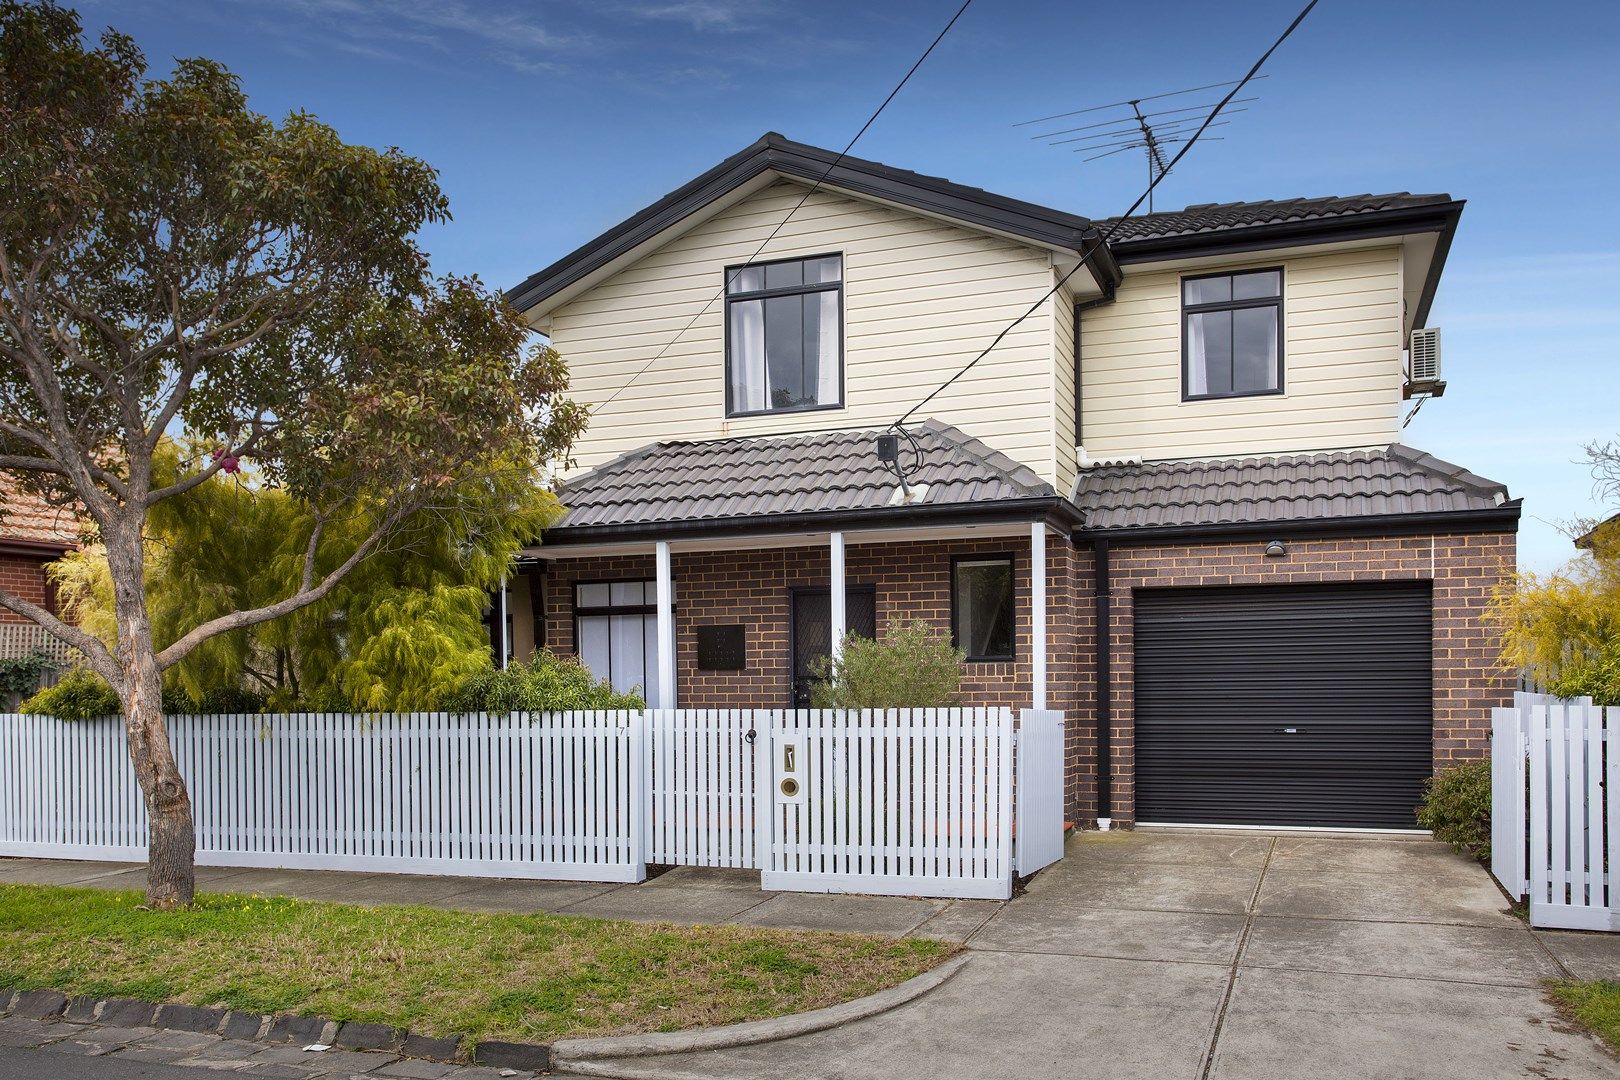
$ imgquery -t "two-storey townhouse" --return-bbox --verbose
[500,133,1519,831]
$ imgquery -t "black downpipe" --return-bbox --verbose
[1093,538,1112,823]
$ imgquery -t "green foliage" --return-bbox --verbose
[1416,759,1492,863]
[0,649,59,696]
[19,668,119,720]
[50,441,559,711]
[810,621,964,709]
[1489,543,1620,706]
[443,652,643,713]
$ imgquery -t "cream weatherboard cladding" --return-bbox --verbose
[1077,245,1406,461]
[545,180,1064,485]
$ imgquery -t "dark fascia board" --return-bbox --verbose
[0,537,73,558]
[1109,200,1465,271]
[1070,501,1521,547]
[542,496,1085,547]
[506,132,1121,315]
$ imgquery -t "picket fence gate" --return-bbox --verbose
[1492,692,1620,931]
[0,707,1066,900]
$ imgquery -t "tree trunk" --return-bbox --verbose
[105,525,195,909]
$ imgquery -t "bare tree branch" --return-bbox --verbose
[0,586,118,683]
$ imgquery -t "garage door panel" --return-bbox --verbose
[1134,583,1432,828]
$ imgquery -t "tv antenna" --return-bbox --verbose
[1016,76,1266,212]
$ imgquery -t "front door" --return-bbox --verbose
[791,586,876,706]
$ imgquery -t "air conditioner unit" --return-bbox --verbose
[1409,327,1441,384]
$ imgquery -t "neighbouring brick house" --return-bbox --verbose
[0,473,80,627]
[498,133,1519,830]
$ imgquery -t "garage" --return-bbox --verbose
[1133,582,1433,829]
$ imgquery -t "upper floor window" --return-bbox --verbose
[726,254,842,416]
[1182,268,1283,400]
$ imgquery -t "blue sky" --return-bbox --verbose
[86,0,1620,570]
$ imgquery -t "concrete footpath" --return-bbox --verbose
[559,831,1620,1080]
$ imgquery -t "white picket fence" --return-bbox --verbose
[0,707,1066,899]
[1492,692,1620,930]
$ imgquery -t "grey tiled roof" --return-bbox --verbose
[1095,193,1454,245]
[1072,445,1511,532]
[551,418,1056,533]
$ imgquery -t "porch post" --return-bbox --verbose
[1031,521,1047,711]
[829,531,847,663]
[498,574,510,671]
[655,541,675,709]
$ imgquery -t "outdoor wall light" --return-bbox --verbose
[1264,539,1288,558]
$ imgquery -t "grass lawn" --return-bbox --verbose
[1547,980,1620,1051]
[0,884,949,1046]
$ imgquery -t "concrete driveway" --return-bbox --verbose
[563,830,1620,1080]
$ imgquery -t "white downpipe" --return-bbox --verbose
[830,532,847,663]
[655,541,675,709]
[498,574,510,671]
[1031,522,1047,711]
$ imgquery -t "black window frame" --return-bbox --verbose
[571,579,669,684]
[1180,266,1285,402]
[950,553,1017,663]
[723,251,845,418]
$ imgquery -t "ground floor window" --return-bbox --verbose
[575,581,661,701]
[952,556,1015,660]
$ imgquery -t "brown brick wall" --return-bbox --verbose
[536,526,1514,830]
[1081,529,1517,825]
[0,553,54,623]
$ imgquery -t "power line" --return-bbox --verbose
[585,0,973,420]
[894,0,1319,429]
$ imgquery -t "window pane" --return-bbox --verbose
[764,259,803,290]
[577,583,610,608]
[610,582,643,606]
[804,255,841,284]
[1186,310,1232,396]
[957,560,1014,658]
[609,614,647,696]
[1232,306,1280,393]
[764,294,806,409]
[729,265,763,294]
[803,290,839,406]
[578,615,611,682]
[642,616,659,706]
[1233,270,1281,300]
[1183,275,1231,305]
[729,299,766,412]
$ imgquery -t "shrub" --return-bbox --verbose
[19,668,120,720]
[810,620,963,709]
[1416,758,1492,863]
[442,651,643,713]
[0,649,60,700]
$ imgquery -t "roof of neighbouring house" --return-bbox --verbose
[1576,512,1619,551]
[1071,445,1518,536]
[544,418,1072,541]
[0,473,82,552]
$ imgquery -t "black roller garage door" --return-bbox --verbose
[1134,582,1432,829]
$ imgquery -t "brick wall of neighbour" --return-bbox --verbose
[0,554,53,623]
[1082,529,1517,826]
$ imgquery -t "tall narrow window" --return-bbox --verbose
[952,556,1015,661]
[574,581,662,702]
[726,254,842,415]
[1183,268,1283,400]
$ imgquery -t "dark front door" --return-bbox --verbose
[1133,582,1433,829]
[791,586,876,706]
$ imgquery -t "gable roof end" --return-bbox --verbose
[506,132,1121,318]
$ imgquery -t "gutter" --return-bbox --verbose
[0,538,74,558]
[542,496,1087,547]
[1072,502,1522,546]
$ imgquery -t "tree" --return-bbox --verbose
[49,441,561,711]
[0,3,586,907]
[810,621,965,708]
[1488,435,1620,706]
